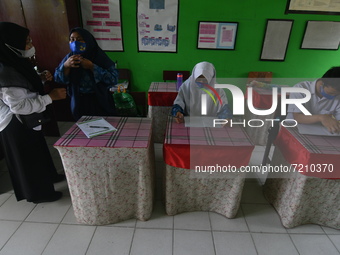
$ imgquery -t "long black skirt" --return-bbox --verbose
[0,116,58,202]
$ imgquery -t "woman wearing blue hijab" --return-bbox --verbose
[54,27,118,120]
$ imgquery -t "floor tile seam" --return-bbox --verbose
[40,222,63,255]
[208,212,217,255]
[0,218,24,253]
[0,192,13,207]
[83,226,98,255]
[128,226,138,255]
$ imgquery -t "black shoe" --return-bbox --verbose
[53,174,66,183]
[32,191,63,204]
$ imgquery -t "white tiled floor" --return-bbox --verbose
[0,121,339,255]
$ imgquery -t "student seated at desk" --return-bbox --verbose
[171,61,231,123]
[287,66,340,134]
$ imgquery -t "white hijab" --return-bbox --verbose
[173,61,227,116]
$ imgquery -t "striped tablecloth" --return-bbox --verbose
[274,126,340,179]
[54,116,154,225]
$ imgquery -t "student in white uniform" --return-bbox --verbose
[172,61,231,123]
[287,66,340,133]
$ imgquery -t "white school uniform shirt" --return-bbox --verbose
[0,87,52,131]
[173,61,227,116]
[286,80,340,120]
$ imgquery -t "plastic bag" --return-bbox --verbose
[112,85,138,117]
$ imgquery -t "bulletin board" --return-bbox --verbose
[137,0,178,52]
[79,0,124,51]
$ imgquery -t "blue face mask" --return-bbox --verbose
[320,86,336,100]
[69,41,86,54]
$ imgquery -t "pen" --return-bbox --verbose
[89,126,110,129]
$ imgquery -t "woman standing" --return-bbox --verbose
[0,22,66,203]
[54,27,118,120]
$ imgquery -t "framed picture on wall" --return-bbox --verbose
[197,21,238,50]
[79,0,124,51]
[301,21,340,50]
[137,0,179,52]
[260,19,294,61]
[286,0,340,15]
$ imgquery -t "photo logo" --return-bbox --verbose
[198,82,223,115]
[200,84,312,128]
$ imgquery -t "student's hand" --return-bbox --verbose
[320,114,340,134]
[80,58,94,71]
[175,112,184,123]
[64,55,82,69]
[49,88,67,101]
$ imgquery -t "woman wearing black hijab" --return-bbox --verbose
[0,22,67,203]
[54,27,118,120]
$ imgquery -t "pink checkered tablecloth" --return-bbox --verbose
[54,116,154,225]
[164,116,255,169]
[54,116,152,148]
[163,116,255,218]
[274,126,340,179]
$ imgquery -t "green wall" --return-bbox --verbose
[107,0,340,92]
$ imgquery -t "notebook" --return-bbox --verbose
[76,118,117,138]
[297,123,340,136]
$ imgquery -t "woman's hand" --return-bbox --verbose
[79,58,94,71]
[39,70,53,83]
[48,88,67,101]
[64,55,82,69]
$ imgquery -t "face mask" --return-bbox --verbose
[195,77,208,88]
[69,41,86,54]
[5,43,36,58]
[320,86,336,100]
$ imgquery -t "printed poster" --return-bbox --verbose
[137,0,178,52]
[80,0,123,51]
[197,22,238,50]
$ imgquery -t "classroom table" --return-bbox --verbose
[263,126,340,229]
[244,86,284,145]
[148,82,178,143]
[54,116,154,225]
[163,116,255,218]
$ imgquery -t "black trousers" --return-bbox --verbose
[0,116,58,202]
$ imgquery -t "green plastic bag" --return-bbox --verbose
[113,85,138,117]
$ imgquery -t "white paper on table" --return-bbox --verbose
[297,123,340,136]
[76,118,117,138]
[184,116,223,128]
